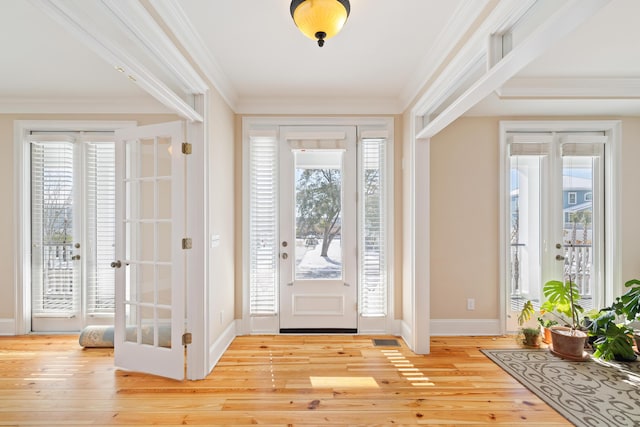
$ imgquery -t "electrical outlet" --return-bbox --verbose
[467,298,475,311]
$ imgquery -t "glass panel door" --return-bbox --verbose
[279,126,357,331]
[506,133,604,330]
[114,121,185,380]
[30,138,116,332]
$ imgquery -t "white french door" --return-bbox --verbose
[30,135,115,332]
[279,126,358,331]
[113,121,186,380]
[506,131,606,330]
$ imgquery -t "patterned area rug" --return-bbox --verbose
[481,349,640,427]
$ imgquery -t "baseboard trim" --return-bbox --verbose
[0,319,16,335]
[431,319,502,336]
[207,320,237,373]
[280,328,357,334]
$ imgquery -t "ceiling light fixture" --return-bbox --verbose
[290,0,350,47]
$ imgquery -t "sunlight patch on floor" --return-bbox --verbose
[381,349,435,387]
[309,376,379,388]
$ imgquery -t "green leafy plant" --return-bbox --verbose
[542,279,584,329]
[518,300,535,326]
[589,279,640,361]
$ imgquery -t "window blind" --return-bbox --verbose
[31,141,77,315]
[85,142,116,315]
[359,138,387,317]
[249,136,279,315]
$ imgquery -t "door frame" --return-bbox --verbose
[241,116,396,335]
[13,120,136,335]
[499,120,622,333]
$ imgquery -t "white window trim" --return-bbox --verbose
[499,120,622,334]
[240,117,395,335]
[13,120,136,334]
[568,192,577,205]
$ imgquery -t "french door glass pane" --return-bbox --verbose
[509,155,542,301]
[294,151,343,280]
[123,137,172,348]
[562,156,595,309]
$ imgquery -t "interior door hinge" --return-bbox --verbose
[182,142,192,155]
[182,332,192,346]
[182,238,192,249]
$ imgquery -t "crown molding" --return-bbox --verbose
[235,96,403,115]
[31,0,202,122]
[497,77,640,99]
[0,97,173,114]
[148,0,239,110]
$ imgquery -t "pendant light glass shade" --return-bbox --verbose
[290,0,350,47]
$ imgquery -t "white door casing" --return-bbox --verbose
[114,121,186,380]
[279,126,358,331]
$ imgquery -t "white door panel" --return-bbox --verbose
[279,126,357,331]
[114,121,185,380]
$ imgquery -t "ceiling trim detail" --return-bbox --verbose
[0,97,173,114]
[399,0,491,111]
[497,78,640,99]
[31,0,203,122]
[149,0,239,110]
[101,0,208,94]
[414,0,611,139]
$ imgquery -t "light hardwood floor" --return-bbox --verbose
[0,334,570,426]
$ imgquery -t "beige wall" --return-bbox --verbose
[620,118,640,283]
[427,115,640,321]
[207,91,236,339]
[0,113,178,321]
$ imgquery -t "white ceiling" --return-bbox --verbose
[1,0,639,118]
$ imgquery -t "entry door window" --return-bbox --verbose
[30,136,115,331]
[506,132,605,329]
[295,151,343,280]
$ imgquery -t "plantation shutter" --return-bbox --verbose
[359,136,388,317]
[31,140,77,315]
[249,134,279,315]
[85,141,116,315]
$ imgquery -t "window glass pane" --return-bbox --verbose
[294,151,343,280]
[562,156,594,306]
[249,137,278,315]
[360,138,387,316]
[509,155,542,300]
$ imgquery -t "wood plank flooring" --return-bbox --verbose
[0,334,570,426]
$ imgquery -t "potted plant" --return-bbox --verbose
[537,315,558,344]
[542,278,588,360]
[588,279,640,361]
[517,300,542,347]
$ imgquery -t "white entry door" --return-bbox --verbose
[279,126,358,332]
[113,121,186,380]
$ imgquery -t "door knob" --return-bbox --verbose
[281,253,288,260]
[556,254,565,261]
[110,260,122,268]
[71,254,80,261]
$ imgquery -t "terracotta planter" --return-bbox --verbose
[541,327,553,344]
[549,326,588,360]
[522,330,542,347]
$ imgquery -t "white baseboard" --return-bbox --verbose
[400,320,412,347]
[207,320,237,373]
[0,319,16,335]
[430,318,502,336]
